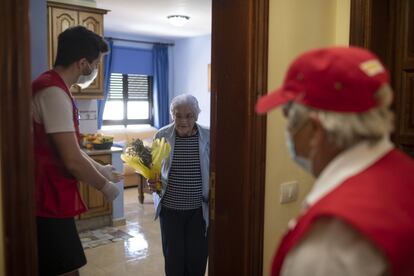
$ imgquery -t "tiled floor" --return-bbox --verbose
[79,187,164,276]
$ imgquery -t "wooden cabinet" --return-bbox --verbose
[47,1,108,99]
[79,153,112,219]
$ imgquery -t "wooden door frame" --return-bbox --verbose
[1,0,38,275]
[209,0,268,275]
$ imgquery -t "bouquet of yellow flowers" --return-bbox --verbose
[121,138,171,195]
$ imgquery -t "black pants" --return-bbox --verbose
[37,217,87,276]
[159,206,208,276]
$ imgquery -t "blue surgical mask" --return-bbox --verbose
[285,130,312,173]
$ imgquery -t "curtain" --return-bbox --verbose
[152,44,169,129]
[97,39,114,129]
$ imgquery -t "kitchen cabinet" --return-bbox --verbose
[47,1,108,99]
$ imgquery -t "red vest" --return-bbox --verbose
[272,149,414,276]
[32,70,86,218]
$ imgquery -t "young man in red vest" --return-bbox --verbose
[32,26,122,276]
[256,47,414,276]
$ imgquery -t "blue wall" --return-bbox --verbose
[30,0,48,80]
[173,35,211,127]
[111,46,153,75]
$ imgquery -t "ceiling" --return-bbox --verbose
[96,0,212,40]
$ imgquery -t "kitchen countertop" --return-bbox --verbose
[83,146,123,156]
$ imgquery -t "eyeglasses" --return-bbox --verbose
[282,101,293,117]
[174,113,195,121]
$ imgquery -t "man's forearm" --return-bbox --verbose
[67,152,107,190]
[81,150,102,170]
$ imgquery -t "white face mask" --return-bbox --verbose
[76,63,98,89]
[285,130,312,173]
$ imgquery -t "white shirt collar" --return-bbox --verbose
[304,137,394,209]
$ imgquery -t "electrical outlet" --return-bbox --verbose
[280,181,299,204]
[78,111,89,120]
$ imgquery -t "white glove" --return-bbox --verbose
[100,180,120,201]
[99,164,123,183]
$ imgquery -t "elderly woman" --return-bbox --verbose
[149,94,209,276]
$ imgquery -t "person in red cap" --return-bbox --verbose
[32,26,122,276]
[256,46,414,276]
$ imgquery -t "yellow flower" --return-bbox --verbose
[121,138,171,194]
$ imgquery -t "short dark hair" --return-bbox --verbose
[54,26,108,67]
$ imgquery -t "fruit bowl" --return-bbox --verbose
[92,141,113,150]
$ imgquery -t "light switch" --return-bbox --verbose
[280,181,299,204]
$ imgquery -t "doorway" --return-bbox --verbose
[1,0,269,276]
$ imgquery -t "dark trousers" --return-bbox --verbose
[159,206,208,276]
[37,217,86,276]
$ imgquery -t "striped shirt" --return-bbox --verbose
[161,132,203,210]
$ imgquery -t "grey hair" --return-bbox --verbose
[170,94,201,120]
[286,84,395,149]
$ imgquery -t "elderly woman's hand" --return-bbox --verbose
[146,174,160,193]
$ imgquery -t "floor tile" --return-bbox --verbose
[80,188,164,275]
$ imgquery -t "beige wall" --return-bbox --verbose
[336,0,351,45]
[263,0,350,274]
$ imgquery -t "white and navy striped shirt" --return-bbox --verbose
[161,132,203,210]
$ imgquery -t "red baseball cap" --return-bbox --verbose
[255,46,390,114]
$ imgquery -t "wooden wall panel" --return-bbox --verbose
[399,72,414,138]
[350,0,414,156]
[393,0,414,155]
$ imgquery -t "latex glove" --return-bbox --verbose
[100,180,120,201]
[99,164,123,183]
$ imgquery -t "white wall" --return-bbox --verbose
[172,35,211,127]
[76,100,98,133]
[50,0,96,8]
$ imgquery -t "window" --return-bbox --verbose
[103,73,153,126]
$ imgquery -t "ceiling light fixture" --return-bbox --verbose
[167,15,190,27]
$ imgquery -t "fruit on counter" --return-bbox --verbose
[81,133,113,147]
[92,135,113,144]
